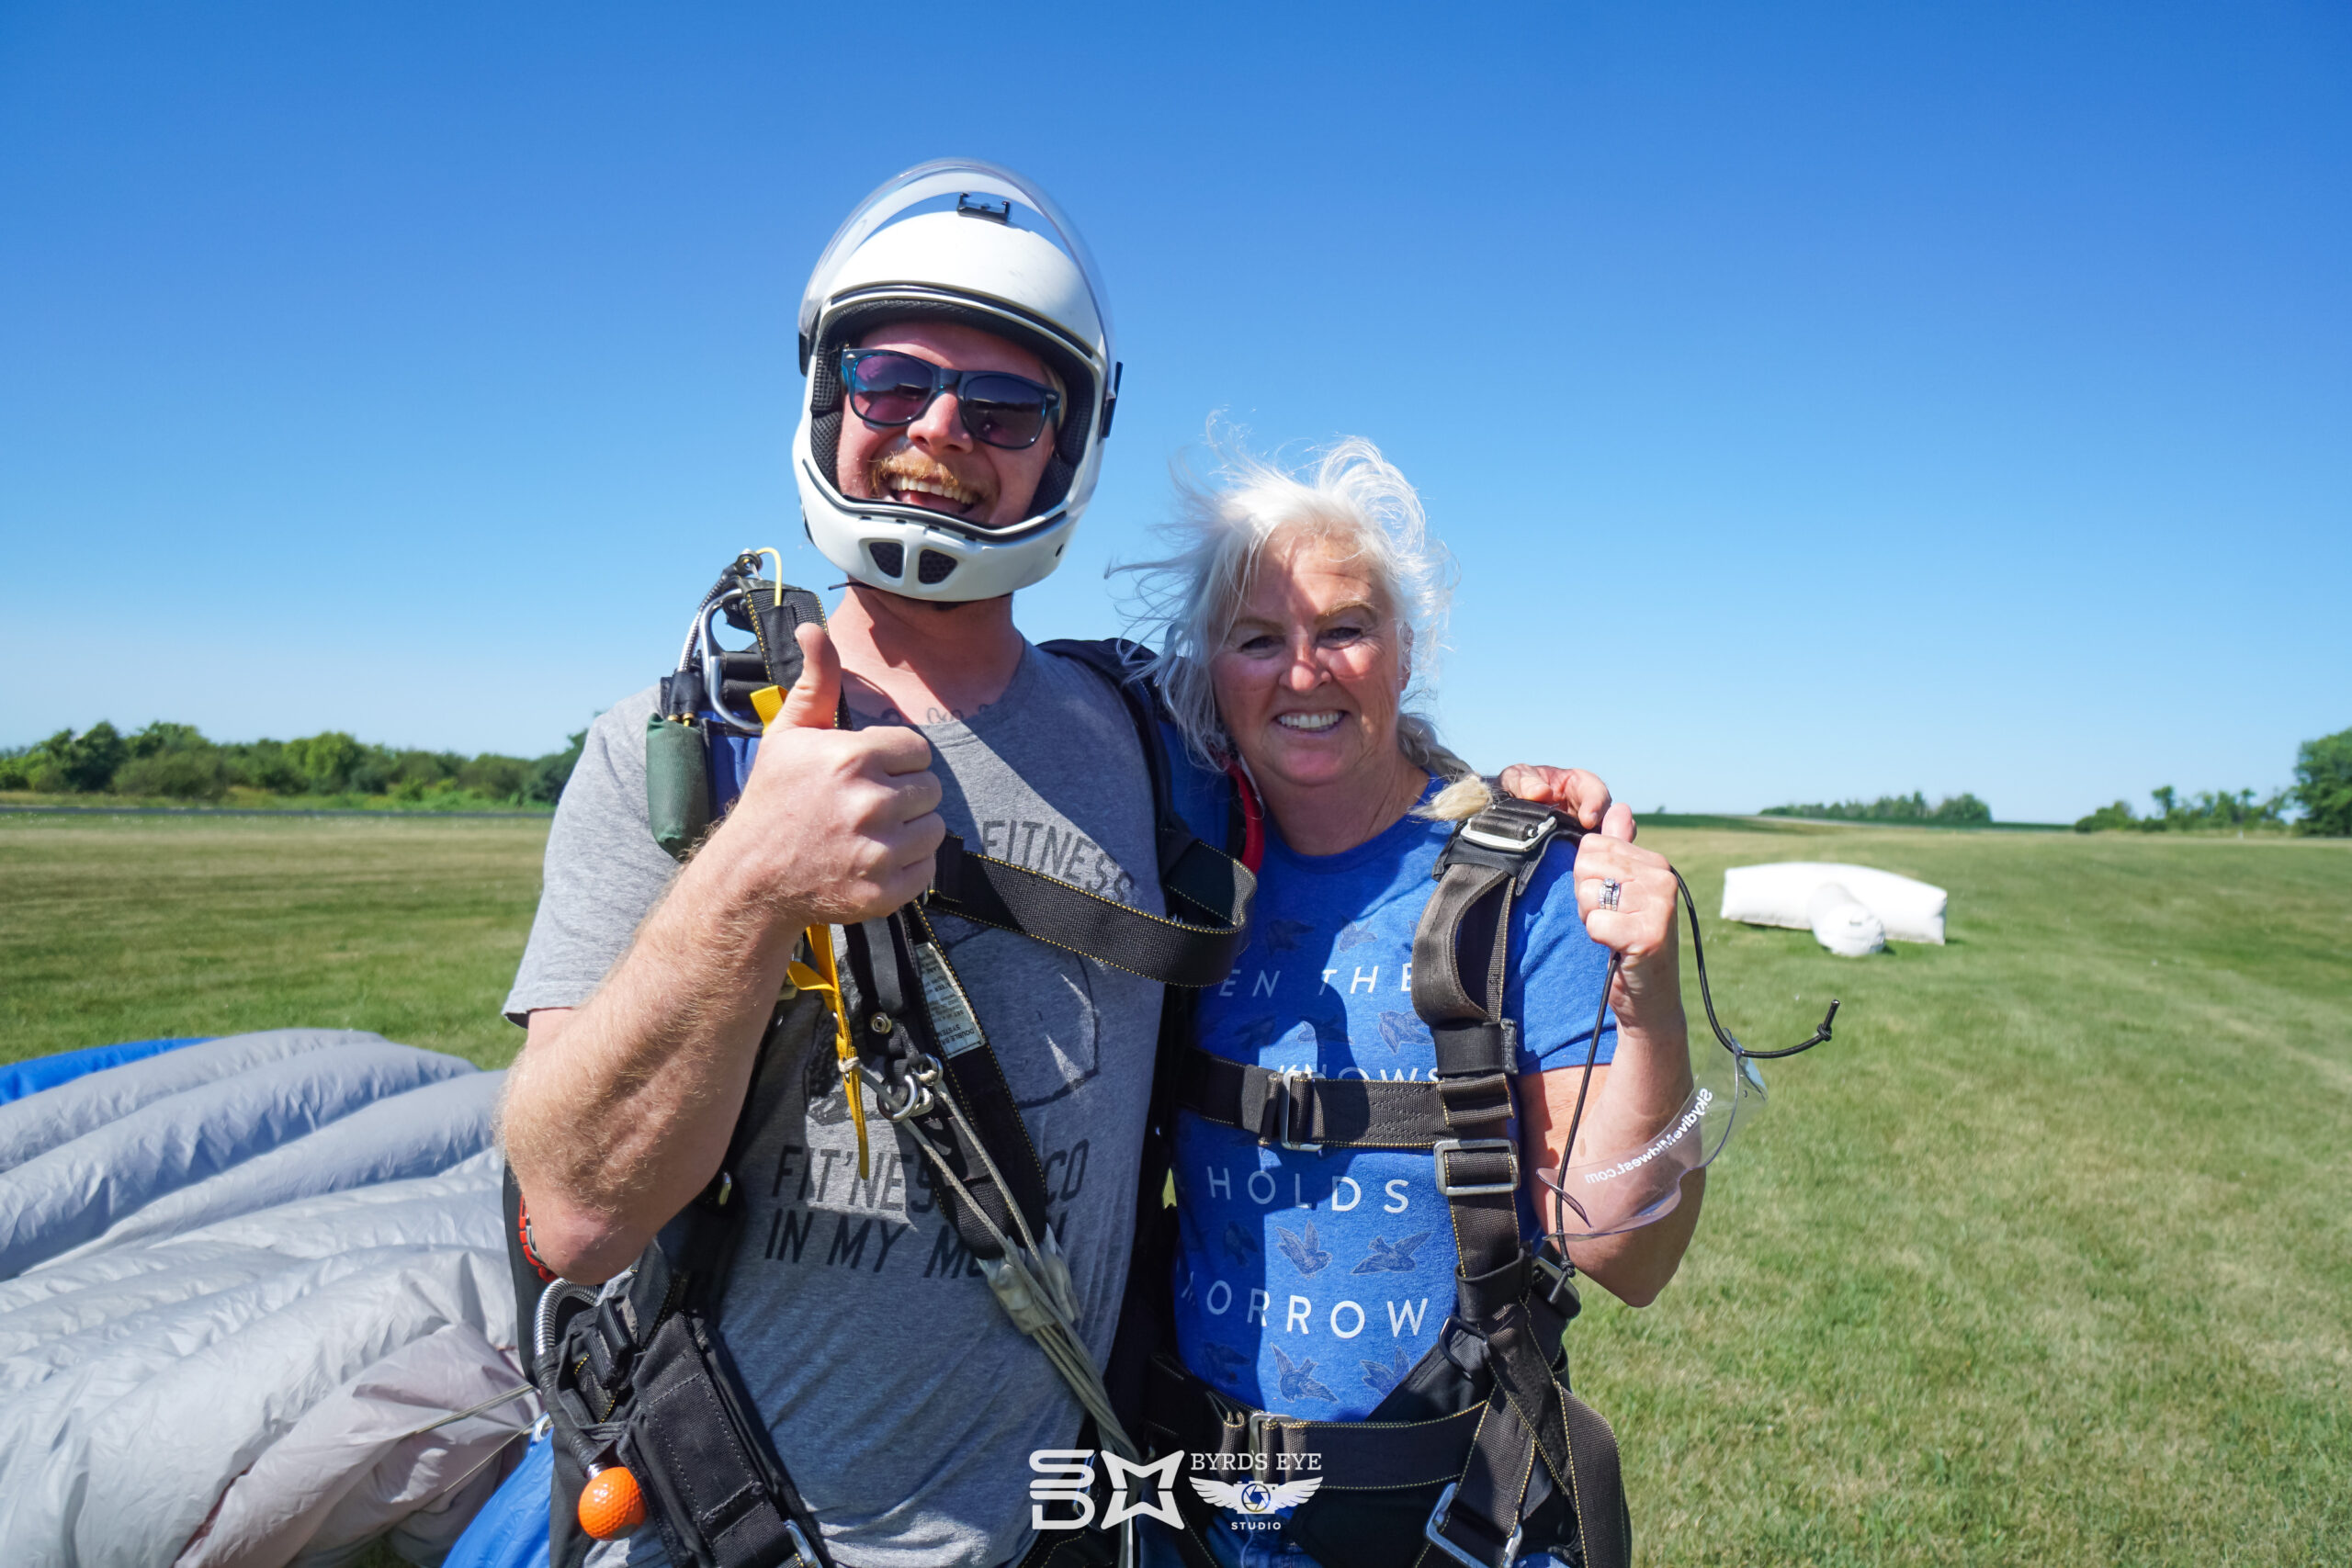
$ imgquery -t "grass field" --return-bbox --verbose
[0,811,546,1067]
[1,810,2346,1563]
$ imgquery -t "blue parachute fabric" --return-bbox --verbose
[446,1428,555,1568]
[0,1036,210,1106]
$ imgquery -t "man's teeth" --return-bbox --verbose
[1276,712,1342,732]
[892,474,978,505]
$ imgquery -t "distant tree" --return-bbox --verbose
[527,729,588,805]
[2074,800,2138,832]
[286,731,367,795]
[2294,726,2352,837]
[1932,792,1993,826]
[115,750,232,801]
[23,723,128,793]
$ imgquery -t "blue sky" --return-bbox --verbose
[3,2,2345,821]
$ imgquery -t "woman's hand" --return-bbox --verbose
[1498,764,1627,836]
[1571,812,1684,1031]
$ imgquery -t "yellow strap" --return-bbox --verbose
[786,926,867,1178]
[750,684,785,728]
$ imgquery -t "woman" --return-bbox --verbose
[1129,440,1698,1568]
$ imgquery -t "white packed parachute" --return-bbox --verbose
[1721,862,1949,955]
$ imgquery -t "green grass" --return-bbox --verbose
[1583,823,2352,1566]
[0,811,548,1068]
[1,813,2346,1562]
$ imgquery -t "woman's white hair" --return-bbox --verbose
[1117,432,1490,814]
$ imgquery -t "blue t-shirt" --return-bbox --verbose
[1169,779,1617,1422]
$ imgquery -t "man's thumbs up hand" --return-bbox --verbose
[774,623,843,731]
[718,622,945,926]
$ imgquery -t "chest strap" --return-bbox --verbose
[927,829,1253,990]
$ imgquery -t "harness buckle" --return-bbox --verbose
[1423,1480,1524,1568]
[1457,800,1560,857]
[1532,1247,1583,1321]
[1272,1067,1317,1152]
[1431,1138,1520,1198]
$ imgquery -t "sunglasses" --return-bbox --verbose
[840,348,1062,452]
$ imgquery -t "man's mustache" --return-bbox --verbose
[870,448,989,511]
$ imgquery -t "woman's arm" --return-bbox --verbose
[1514,806,1702,1307]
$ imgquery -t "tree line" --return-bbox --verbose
[0,719,585,807]
[1760,792,1995,827]
[2073,726,2352,836]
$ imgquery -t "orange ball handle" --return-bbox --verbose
[578,1463,647,1540]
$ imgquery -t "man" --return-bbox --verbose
[497,162,1611,1567]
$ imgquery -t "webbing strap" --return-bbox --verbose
[926,830,1254,989]
[1410,859,1517,1079]
[1172,1046,1503,1148]
[839,916,1054,1260]
[1427,1400,1533,1568]
[1143,1354,1486,1491]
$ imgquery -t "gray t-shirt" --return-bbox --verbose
[505,645,1163,1568]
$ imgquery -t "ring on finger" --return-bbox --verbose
[1599,878,1623,911]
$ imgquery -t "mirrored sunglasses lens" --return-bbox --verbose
[957,375,1050,449]
[849,353,938,423]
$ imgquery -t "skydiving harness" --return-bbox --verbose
[1144,798,1838,1568]
[516,552,1258,1568]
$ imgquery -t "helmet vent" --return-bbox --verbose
[867,542,905,579]
[917,550,958,585]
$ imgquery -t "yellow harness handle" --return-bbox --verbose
[786,928,867,1179]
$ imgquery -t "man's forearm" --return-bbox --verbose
[503,848,809,1280]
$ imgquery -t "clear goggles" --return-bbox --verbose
[1537,866,1837,1242]
[1538,1048,1768,1241]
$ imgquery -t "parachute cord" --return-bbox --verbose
[922,1056,1054,1265]
[1550,953,1621,1250]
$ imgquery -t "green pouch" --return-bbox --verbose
[646,714,710,862]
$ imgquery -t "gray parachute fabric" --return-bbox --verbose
[0,1029,529,1568]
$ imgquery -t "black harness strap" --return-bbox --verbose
[839,914,1055,1262]
[925,825,1252,991]
[1172,1049,1454,1147]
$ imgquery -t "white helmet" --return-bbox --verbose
[794,160,1121,603]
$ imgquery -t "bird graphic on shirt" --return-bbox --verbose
[1227,1014,1284,1052]
[1273,1220,1333,1277]
[1351,1231,1434,1274]
[1375,1010,1429,1053]
[1194,1339,1251,1388]
[1362,1347,1417,1397]
[1270,1345,1338,1404]
[1262,918,1317,954]
[1219,1221,1261,1267]
[1335,921,1380,951]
